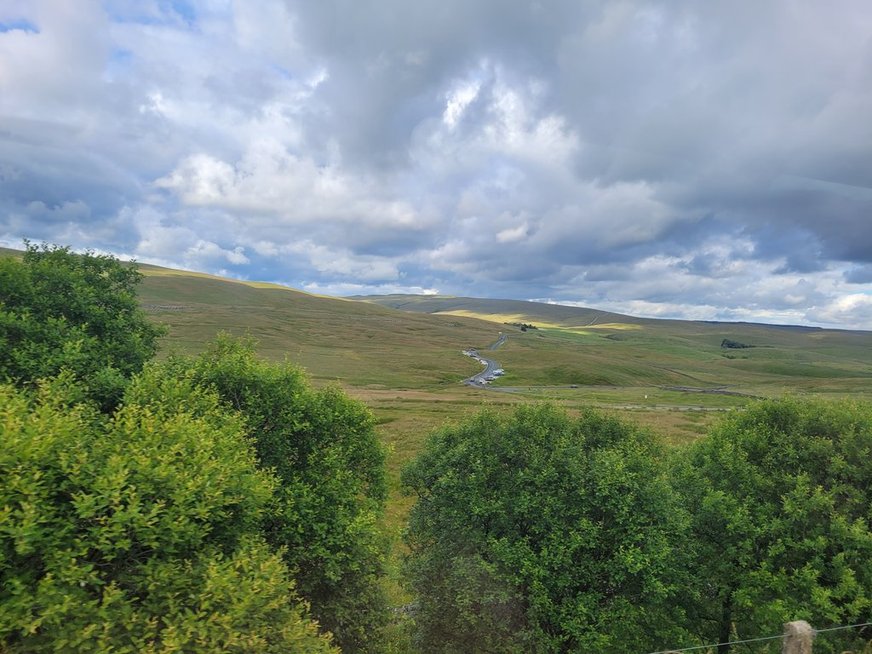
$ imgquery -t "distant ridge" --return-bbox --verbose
[351,294,651,329]
[353,294,869,334]
[699,320,826,332]
[4,248,872,393]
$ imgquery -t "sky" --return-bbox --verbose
[2,1,872,329]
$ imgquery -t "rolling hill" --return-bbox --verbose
[4,247,871,401]
[356,294,872,398]
[136,263,503,390]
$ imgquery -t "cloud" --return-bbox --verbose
[1,0,872,327]
[845,265,872,285]
[155,143,420,231]
[808,294,872,331]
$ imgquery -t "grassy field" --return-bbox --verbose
[141,281,872,436]
[139,274,872,405]
[135,268,867,454]
[137,264,503,389]
[360,294,872,399]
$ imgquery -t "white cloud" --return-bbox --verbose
[0,1,109,119]
[496,222,529,244]
[808,294,872,330]
[3,0,872,329]
[185,240,250,266]
[302,281,440,296]
[156,141,422,233]
[289,241,402,282]
[443,79,481,128]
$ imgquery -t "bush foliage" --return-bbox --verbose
[0,374,336,653]
[403,399,872,652]
[3,244,872,653]
[0,243,164,409]
[151,336,390,653]
[675,398,872,653]
[402,404,690,653]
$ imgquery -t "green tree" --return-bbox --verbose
[402,404,690,653]
[674,398,872,653]
[155,335,389,653]
[0,372,336,653]
[0,243,164,409]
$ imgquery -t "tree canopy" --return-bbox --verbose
[0,240,390,652]
[151,336,389,653]
[674,398,872,653]
[0,373,336,653]
[0,243,164,408]
[402,403,690,653]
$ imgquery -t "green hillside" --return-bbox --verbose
[357,294,872,398]
[4,247,870,402]
[136,264,503,390]
[350,293,648,328]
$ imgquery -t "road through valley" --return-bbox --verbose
[462,333,506,386]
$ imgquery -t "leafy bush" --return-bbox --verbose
[675,398,872,653]
[0,374,336,653]
[153,335,389,653]
[0,243,164,409]
[720,338,753,349]
[402,403,689,653]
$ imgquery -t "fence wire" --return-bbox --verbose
[645,621,872,654]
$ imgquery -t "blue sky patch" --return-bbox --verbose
[0,19,39,34]
[103,0,197,27]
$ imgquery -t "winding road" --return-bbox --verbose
[462,334,507,386]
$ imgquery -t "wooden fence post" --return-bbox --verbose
[782,620,815,654]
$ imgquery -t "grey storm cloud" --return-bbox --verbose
[1,0,872,327]
[845,265,872,285]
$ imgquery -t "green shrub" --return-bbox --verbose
[0,374,336,653]
[402,403,689,653]
[675,398,872,653]
[0,243,164,409]
[154,335,389,653]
